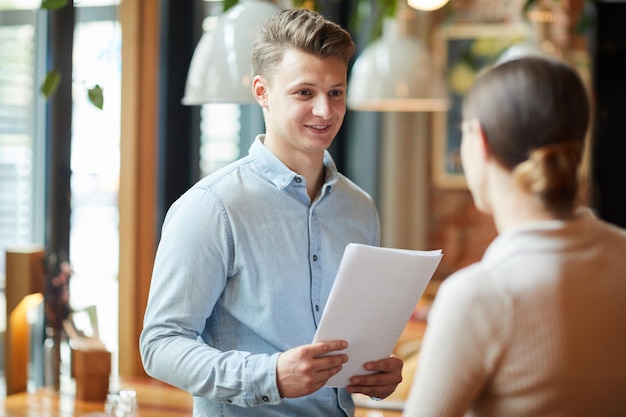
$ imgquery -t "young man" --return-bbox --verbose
[140,8,403,417]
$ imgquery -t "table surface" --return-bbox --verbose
[0,376,193,417]
[356,409,403,417]
[0,375,405,417]
[2,314,426,416]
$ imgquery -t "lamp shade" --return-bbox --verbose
[496,4,564,66]
[408,0,450,12]
[182,0,282,105]
[495,41,557,65]
[347,17,448,112]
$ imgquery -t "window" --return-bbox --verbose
[70,2,121,351]
[0,2,121,355]
[0,8,45,285]
[199,104,241,177]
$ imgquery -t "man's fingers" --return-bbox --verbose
[312,340,349,356]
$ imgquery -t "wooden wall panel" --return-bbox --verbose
[118,0,160,377]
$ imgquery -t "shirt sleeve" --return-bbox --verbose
[403,264,512,417]
[139,188,282,407]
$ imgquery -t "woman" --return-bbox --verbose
[403,56,626,416]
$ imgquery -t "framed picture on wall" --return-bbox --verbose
[432,22,532,189]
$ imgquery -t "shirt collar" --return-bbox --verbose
[249,135,339,191]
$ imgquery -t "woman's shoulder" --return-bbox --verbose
[435,263,510,311]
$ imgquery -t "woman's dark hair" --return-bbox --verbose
[462,56,590,216]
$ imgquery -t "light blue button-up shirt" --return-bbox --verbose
[140,136,380,417]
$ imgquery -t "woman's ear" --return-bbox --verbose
[473,120,490,162]
[252,75,268,108]
[461,119,491,177]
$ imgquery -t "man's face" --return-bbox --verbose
[253,48,348,164]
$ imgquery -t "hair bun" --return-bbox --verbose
[514,142,583,215]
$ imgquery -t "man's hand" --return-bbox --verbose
[346,356,403,399]
[277,340,349,398]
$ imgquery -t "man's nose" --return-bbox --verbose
[312,96,332,118]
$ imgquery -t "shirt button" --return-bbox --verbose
[262,395,270,402]
[295,177,302,183]
[315,305,319,311]
[312,254,318,261]
[226,399,232,403]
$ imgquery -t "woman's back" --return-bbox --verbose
[405,209,626,417]
[477,209,626,416]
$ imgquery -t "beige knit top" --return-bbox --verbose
[403,209,626,417]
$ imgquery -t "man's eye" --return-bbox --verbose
[297,90,311,96]
[329,90,343,97]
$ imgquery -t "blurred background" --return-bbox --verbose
[0,0,624,394]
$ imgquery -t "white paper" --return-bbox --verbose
[313,243,443,387]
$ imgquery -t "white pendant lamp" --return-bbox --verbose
[496,3,563,65]
[182,0,282,105]
[495,41,557,65]
[347,7,449,112]
[408,0,450,12]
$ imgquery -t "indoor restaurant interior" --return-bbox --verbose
[0,0,624,415]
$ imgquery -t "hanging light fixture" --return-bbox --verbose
[182,0,282,105]
[408,0,450,12]
[496,2,563,65]
[347,4,449,112]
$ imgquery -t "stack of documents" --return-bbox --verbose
[313,243,443,387]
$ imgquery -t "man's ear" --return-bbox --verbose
[252,75,268,108]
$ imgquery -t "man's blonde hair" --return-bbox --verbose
[251,8,355,83]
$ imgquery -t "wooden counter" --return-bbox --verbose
[0,318,425,416]
[1,375,411,417]
[356,408,403,417]
[0,376,192,417]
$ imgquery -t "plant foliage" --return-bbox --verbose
[88,85,104,110]
[40,70,62,98]
[39,0,104,110]
[41,0,70,10]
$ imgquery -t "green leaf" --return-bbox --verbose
[381,0,397,19]
[88,85,104,110]
[223,0,237,12]
[40,70,62,98]
[41,0,70,10]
